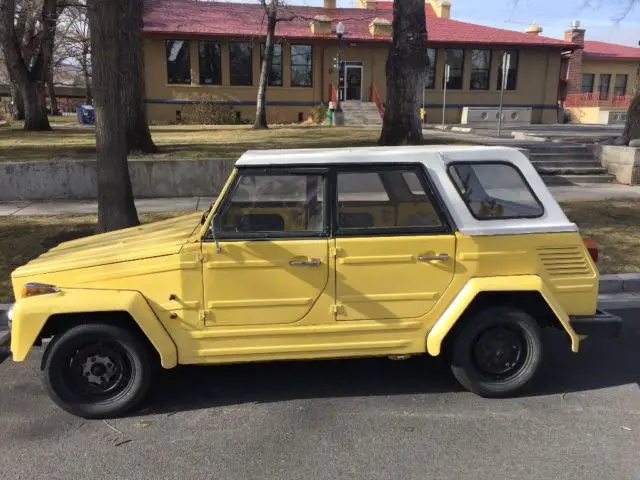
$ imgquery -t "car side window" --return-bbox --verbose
[218,172,325,237]
[448,162,544,220]
[336,167,445,233]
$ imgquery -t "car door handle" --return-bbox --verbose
[289,258,321,267]
[417,253,450,262]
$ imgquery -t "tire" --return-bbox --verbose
[42,323,153,418]
[449,306,543,398]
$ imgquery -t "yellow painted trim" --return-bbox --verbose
[207,297,313,309]
[10,288,178,368]
[339,254,415,265]
[340,292,440,302]
[426,275,580,356]
[194,167,238,241]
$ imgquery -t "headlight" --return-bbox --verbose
[6,305,13,329]
[21,283,60,298]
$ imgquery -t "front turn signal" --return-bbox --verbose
[21,283,60,299]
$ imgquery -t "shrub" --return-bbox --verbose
[177,93,241,125]
[310,103,328,124]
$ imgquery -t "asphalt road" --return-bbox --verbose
[0,308,638,480]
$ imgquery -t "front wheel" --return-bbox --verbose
[42,323,153,418]
[449,307,543,398]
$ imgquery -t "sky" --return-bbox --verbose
[240,0,640,46]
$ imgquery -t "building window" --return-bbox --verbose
[496,50,518,91]
[425,47,437,89]
[470,49,491,90]
[165,40,191,85]
[229,42,253,86]
[260,43,283,86]
[444,48,464,90]
[614,74,628,97]
[198,41,221,85]
[291,45,313,87]
[581,73,595,93]
[599,74,611,100]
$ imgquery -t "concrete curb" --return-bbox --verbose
[599,273,640,294]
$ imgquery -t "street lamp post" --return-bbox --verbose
[332,21,345,126]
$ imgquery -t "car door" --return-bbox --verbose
[334,165,456,321]
[202,168,330,326]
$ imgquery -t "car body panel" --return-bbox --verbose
[10,289,178,367]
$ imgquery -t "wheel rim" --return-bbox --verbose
[63,342,133,402]
[472,326,527,379]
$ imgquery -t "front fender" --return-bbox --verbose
[426,275,580,356]
[10,288,178,368]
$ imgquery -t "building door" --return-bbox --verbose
[343,63,363,101]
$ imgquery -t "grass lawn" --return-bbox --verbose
[0,124,467,162]
[0,200,638,303]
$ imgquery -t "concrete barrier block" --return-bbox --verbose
[597,145,640,185]
[599,274,624,294]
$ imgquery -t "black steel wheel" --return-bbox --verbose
[42,323,153,418]
[449,307,543,397]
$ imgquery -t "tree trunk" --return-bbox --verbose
[88,0,140,232]
[618,64,640,145]
[379,0,427,146]
[9,77,25,120]
[22,80,51,130]
[46,65,57,114]
[0,0,54,131]
[255,13,277,129]
[120,0,156,153]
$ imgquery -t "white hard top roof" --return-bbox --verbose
[236,145,577,237]
[236,145,508,166]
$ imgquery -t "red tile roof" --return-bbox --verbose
[143,0,574,48]
[369,1,437,16]
[584,41,640,61]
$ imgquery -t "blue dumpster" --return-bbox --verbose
[77,105,95,125]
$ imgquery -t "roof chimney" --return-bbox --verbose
[428,0,451,19]
[324,0,336,8]
[525,22,543,35]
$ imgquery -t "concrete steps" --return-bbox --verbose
[526,144,614,185]
[341,101,383,127]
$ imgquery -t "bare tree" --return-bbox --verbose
[0,0,58,130]
[379,0,427,146]
[87,0,139,231]
[55,2,91,104]
[255,0,280,129]
[120,0,156,153]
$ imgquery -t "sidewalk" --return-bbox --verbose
[2,184,640,216]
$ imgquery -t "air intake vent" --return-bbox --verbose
[537,246,591,278]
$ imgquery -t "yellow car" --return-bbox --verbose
[3,146,622,418]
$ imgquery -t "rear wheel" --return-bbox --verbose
[42,323,153,418]
[449,307,543,398]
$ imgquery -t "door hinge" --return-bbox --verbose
[198,310,210,322]
[330,247,343,258]
[330,303,343,314]
[197,252,206,263]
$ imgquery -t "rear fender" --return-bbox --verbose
[426,275,580,356]
[10,288,178,368]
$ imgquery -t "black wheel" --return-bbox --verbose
[42,323,153,418]
[449,307,543,398]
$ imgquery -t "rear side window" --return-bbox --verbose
[448,162,544,220]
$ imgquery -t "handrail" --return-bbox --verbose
[565,92,631,109]
[329,84,338,104]
[371,83,384,118]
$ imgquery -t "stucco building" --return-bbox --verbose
[142,0,576,125]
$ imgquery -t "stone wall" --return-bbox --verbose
[0,158,237,201]
[597,146,640,185]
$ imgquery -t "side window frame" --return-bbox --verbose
[331,163,454,237]
[446,160,545,221]
[207,166,330,242]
